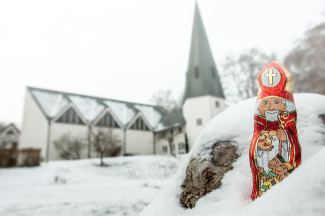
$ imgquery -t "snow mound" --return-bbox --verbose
[140,93,325,216]
[239,147,325,216]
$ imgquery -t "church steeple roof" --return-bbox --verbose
[183,3,225,101]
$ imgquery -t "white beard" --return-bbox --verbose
[265,110,279,122]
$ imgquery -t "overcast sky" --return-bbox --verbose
[0,0,324,126]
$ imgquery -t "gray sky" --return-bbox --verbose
[0,0,324,126]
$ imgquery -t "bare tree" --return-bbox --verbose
[54,133,86,160]
[221,49,276,104]
[150,89,182,113]
[92,129,122,166]
[168,135,176,157]
[284,22,325,94]
[156,130,177,157]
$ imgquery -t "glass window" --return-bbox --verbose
[7,130,14,135]
[210,67,216,79]
[216,101,219,107]
[130,117,150,131]
[178,143,185,150]
[1,142,7,148]
[171,144,175,154]
[178,143,186,154]
[63,108,69,122]
[162,146,168,154]
[56,107,84,125]
[194,67,199,78]
[196,118,202,126]
[71,109,76,123]
[96,112,120,128]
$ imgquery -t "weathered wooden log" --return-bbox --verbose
[180,141,238,208]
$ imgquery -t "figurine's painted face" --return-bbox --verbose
[257,97,287,121]
[269,157,282,171]
[275,164,288,175]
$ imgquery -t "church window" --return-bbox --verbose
[130,117,150,131]
[196,118,202,126]
[7,130,14,135]
[194,67,199,78]
[56,107,84,125]
[178,127,182,133]
[162,146,168,154]
[178,143,186,154]
[171,144,175,154]
[211,67,216,79]
[1,141,7,148]
[216,101,219,107]
[96,112,120,128]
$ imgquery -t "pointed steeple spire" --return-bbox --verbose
[183,2,225,101]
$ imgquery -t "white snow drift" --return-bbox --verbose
[0,156,181,216]
[140,93,325,216]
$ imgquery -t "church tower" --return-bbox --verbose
[183,3,225,149]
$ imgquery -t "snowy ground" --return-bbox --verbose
[0,156,182,216]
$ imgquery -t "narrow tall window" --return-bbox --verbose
[216,101,219,107]
[194,67,199,78]
[210,67,216,79]
[162,146,168,154]
[178,143,186,154]
[171,144,175,154]
[196,118,202,126]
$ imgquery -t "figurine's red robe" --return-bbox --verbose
[249,111,301,200]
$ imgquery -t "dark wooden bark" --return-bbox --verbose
[180,141,238,209]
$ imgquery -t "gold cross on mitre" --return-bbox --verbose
[264,68,277,85]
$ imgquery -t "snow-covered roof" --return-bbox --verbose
[31,89,69,119]
[104,100,136,126]
[27,87,177,130]
[68,95,105,123]
[0,123,20,135]
[134,104,163,129]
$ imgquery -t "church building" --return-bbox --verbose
[19,3,225,161]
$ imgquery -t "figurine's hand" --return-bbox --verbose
[268,176,274,182]
[277,174,284,182]
[257,140,274,151]
[276,128,287,141]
